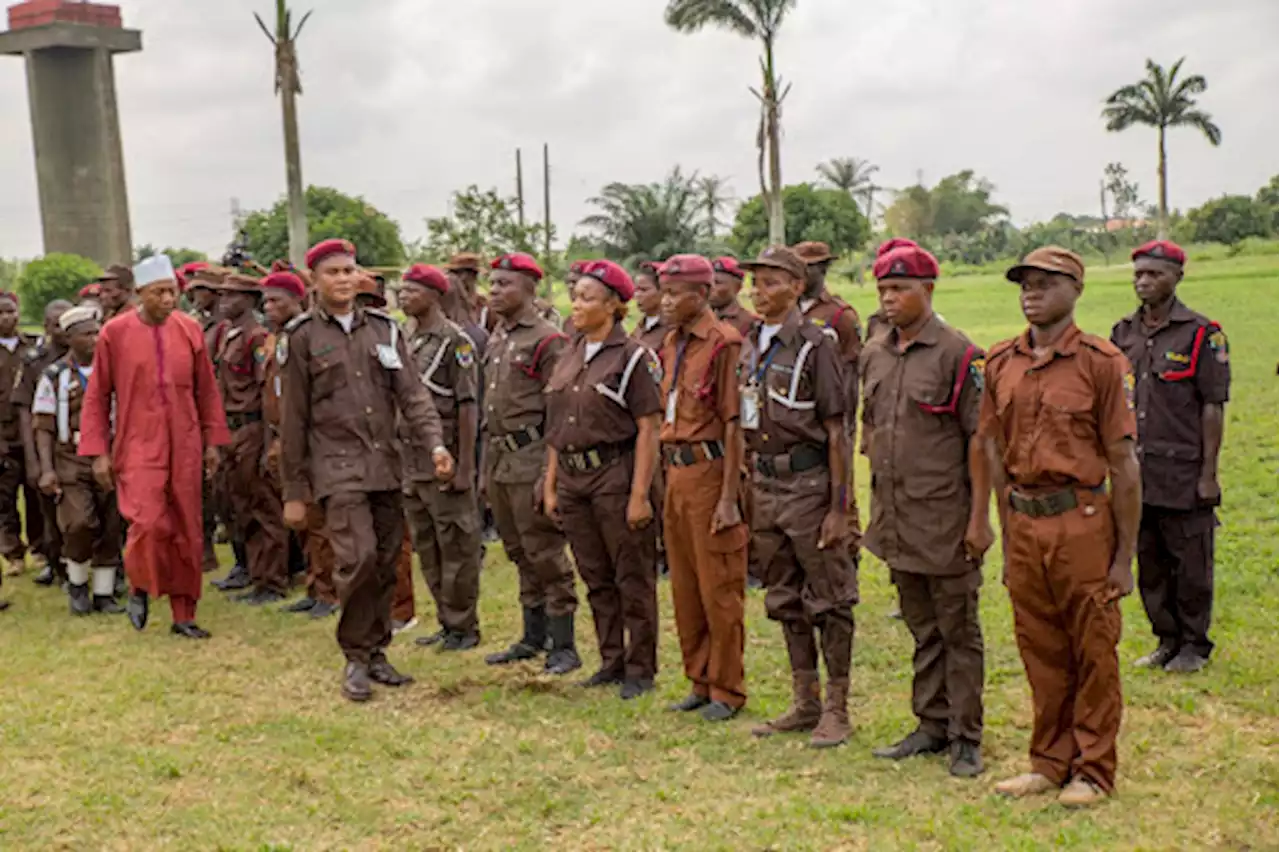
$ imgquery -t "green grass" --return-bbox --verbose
[1,253,1276,850]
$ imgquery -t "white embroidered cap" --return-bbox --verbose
[132,254,176,289]
[58,304,101,332]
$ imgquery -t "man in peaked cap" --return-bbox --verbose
[96,264,136,323]
[1110,240,1229,675]
[709,256,758,337]
[79,254,231,639]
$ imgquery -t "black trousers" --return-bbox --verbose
[1137,504,1216,657]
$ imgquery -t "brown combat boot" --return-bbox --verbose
[751,670,821,737]
[809,677,851,749]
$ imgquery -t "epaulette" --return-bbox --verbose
[987,338,1018,361]
[284,312,311,333]
[1080,333,1124,358]
[365,308,394,323]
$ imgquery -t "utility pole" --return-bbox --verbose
[542,142,552,299]
[515,148,525,228]
[1099,178,1112,266]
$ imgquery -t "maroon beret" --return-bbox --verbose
[491,252,543,281]
[176,261,209,292]
[261,271,307,301]
[581,260,635,302]
[873,245,940,281]
[659,254,715,286]
[1132,240,1186,266]
[568,260,589,275]
[305,238,357,270]
[0,290,18,307]
[711,256,745,279]
[79,283,101,300]
[402,263,449,294]
[636,260,665,277]
[875,238,920,258]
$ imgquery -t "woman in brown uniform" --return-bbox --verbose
[544,260,663,700]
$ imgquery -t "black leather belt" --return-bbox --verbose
[493,424,543,452]
[754,443,827,478]
[1009,485,1104,518]
[663,440,725,468]
[559,441,634,474]
[226,411,263,430]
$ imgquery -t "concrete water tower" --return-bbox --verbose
[0,1,140,266]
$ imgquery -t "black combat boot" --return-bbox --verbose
[544,613,582,676]
[485,607,546,665]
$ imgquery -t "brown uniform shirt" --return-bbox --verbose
[280,306,444,504]
[632,315,668,352]
[0,333,38,446]
[402,311,478,483]
[13,340,67,411]
[31,355,94,478]
[216,320,269,414]
[546,322,662,453]
[979,323,1136,490]
[1110,300,1229,511]
[716,300,758,338]
[482,297,562,334]
[658,309,742,444]
[738,309,844,456]
[800,290,862,412]
[861,314,983,575]
[483,304,567,483]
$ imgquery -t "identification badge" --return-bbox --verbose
[741,386,760,430]
[376,344,403,370]
[665,390,677,424]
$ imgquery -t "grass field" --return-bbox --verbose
[0,253,1276,851]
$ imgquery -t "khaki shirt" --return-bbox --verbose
[483,304,566,484]
[280,305,444,503]
[861,315,983,575]
[658,309,742,445]
[1110,299,1230,510]
[403,311,478,483]
[979,323,1136,490]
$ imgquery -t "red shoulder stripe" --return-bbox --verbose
[916,344,976,416]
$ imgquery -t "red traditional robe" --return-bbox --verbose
[78,308,229,606]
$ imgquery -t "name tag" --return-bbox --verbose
[376,345,403,370]
[665,390,677,424]
[741,386,760,430]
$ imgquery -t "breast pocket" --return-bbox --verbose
[1041,386,1096,447]
[907,375,951,414]
[310,358,346,401]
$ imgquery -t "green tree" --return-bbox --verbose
[134,245,207,266]
[1255,175,1278,234]
[729,183,869,258]
[1103,57,1222,238]
[254,0,312,267]
[882,170,1007,239]
[695,174,734,240]
[665,0,796,245]
[416,186,550,263]
[0,258,23,296]
[242,185,405,267]
[816,156,880,221]
[1103,162,1142,221]
[17,253,101,322]
[1185,195,1273,245]
[580,167,707,264]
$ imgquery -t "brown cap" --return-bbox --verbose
[189,265,230,291]
[1006,246,1085,283]
[220,272,262,293]
[792,241,838,265]
[96,264,134,286]
[355,272,387,308]
[443,252,484,272]
[740,245,807,279]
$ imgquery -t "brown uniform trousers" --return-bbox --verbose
[0,335,38,560]
[801,292,863,558]
[218,322,287,595]
[1112,300,1230,658]
[981,324,1136,793]
[401,314,482,636]
[280,306,445,665]
[483,306,576,617]
[861,315,985,744]
[660,310,748,706]
[632,317,670,568]
[391,526,416,624]
[548,325,663,680]
[14,341,67,573]
[744,314,857,688]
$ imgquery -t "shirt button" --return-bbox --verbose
[573,386,579,392]
[1146,340,1153,347]
[568,416,576,423]
[355,371,362,378]
[490,383,496,389]
[374,442,380,449]
[365,407,373,415]
[1138,411,1146,419]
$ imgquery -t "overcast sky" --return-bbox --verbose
[0,0,1276,259]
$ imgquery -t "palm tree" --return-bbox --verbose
[255,1,312,267]
[695,174,734,240]
[665,0,797,245]
[580,168,705,264]
[1103,57,1222,238]
[817,156,881,223]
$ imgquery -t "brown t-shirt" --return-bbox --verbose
[979,323,1136,490]
[861,314,983,575]
[216,320,269,415]
[546,322,662,453]
[1110,299,1230,510]
[658,309,741,444]
[402,312,478,483]
[280,306,443,503]
[738,309,844,455]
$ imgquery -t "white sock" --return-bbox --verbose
[66,559,89,586]
[92,567,116,597]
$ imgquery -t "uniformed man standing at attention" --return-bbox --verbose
[860,243,989,778]
[0,291,39,575]
[709,257,757,337]
[281,239,453,702]
[981,246,1140,807]
[657,254,749,722]
[631,260,669,577]
[1110,240,1229,674]
[396,264,484,653]
[480,253,581,675]
[736,246,856,748]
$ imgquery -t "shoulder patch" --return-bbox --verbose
[1207,323,1228,363]
[275,334,289,366]
[969,354,986,391]
[1123,371,1135,410]
[455,338,475,369]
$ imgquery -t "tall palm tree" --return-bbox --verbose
[580,168,704,264]
[255,1,312,267]
[665,0,797,245]
[817,156,880,223]
[1103,57,1222,238]
[695,174,734,240]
